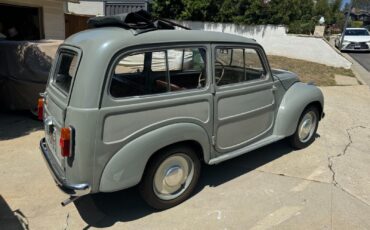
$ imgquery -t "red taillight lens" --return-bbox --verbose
[37,98,44,120]
[60,127,71,157]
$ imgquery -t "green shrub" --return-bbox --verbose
[288,20,315,34]
[350,21,363,28]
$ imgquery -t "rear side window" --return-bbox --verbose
[53,51,79,94]
[110,47,207,98]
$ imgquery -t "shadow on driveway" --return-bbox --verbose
[0,195,29,230]
[0,110,42,140]
[74,140,293,228]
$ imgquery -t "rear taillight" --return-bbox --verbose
[37,98,44,120]
[60,127,73,157]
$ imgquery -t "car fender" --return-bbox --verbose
[273,82,324,137]
[99,122,210,192]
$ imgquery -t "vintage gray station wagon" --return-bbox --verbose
[39,12,324,210]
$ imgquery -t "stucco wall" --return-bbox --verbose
[178,21,351,69]
[0,0,65,39]
[67,0,104,16]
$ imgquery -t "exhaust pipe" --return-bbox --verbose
[61,196,80,206]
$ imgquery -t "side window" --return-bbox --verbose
[215,47,266,87]
[110,47,207,98]
[164,48,205,72]
[53,51,79,94]
[115,53,144,74]
[244,48,266,80]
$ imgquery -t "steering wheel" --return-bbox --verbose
[215,60,225,84]
[197,61,226,87]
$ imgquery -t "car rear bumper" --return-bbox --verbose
[40,138,91,196]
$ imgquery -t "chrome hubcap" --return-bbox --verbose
[153,154,194,200]
[164,166,184,187]
[298,111,317,143]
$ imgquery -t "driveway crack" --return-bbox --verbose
[64,212,70,230]
[327,126,365,187]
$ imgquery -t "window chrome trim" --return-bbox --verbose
[213,44,271,90]
[106,44,209,101]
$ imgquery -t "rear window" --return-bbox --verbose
[53,51,79,94]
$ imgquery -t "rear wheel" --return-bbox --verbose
[289,106,319,149]
[139,145,201,210]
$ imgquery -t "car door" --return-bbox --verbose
[213,44,276,153]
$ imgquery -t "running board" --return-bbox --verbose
[209,135,285,165]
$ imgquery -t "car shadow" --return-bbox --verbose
[0,110,42,140]
[74,140,294,228]
[0,195,29,230]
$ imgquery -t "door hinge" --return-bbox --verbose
[212,136,216,146]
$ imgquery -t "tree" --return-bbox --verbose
[217,0,240,22]
[315,0,331,23]
[149,0,343,34]
[242,0,271,24]
[151,0,184,19]
[353,0,370,11]
[179,0,215,21]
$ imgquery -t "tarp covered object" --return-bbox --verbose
[0,40,60,110]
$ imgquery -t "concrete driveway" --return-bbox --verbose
[1,85,370,230]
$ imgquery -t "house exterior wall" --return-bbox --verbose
[68,1,104,16]
[0,0,65,39]
[67,0,149,16]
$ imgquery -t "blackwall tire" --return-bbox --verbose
[139,145,201,210]
[289,106,319,149]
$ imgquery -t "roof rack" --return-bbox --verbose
[87,10,191,35]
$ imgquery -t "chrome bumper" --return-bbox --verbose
[39,138,91,196]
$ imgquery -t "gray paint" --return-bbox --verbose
[272,69,300,89]
[273,82,324,137]
[99,123,210,192]
[103,101,210,143]
[41,27,324,194]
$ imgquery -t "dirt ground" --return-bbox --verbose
[1,85,370,230]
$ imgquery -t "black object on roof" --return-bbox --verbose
[87,10,191,34]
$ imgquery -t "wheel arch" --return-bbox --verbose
[273,82,324,137]
[98,123,210,193]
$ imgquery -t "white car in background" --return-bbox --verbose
[335,28,370,51]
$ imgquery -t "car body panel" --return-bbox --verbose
[273,82,324,137]
[99,123,210,192]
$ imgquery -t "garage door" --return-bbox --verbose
[104,1,148,16]
[0,3,43,40]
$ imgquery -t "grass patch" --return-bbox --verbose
[267,55,355,86]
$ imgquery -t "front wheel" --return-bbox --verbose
[139,146,201,210]
[289,106,319,149]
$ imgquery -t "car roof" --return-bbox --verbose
[64,27,258,52]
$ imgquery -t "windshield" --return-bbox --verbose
[344,29,370,36]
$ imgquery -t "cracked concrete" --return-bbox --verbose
[1,85,370,229]
[328,126,366,187]
[64,213,70,230]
